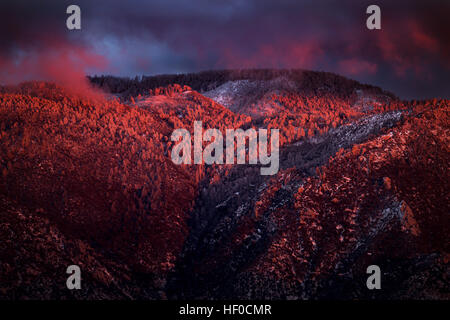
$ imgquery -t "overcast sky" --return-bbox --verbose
[0,0,449,99]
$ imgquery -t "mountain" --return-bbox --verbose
[0,70,448,299]
[168,101,449,299]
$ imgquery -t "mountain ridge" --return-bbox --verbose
[0,71,448,299]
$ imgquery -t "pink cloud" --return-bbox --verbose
[338,58,378,76]
[0,39,109,98]
[216,39,324,70]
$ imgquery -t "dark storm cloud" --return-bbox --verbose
[0,0,449,99]
[0,0,107,91]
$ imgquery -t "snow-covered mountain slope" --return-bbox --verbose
[203,77,297,117]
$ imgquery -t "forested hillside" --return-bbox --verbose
[1,71,448,299]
